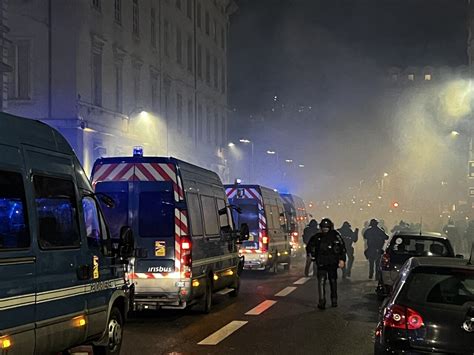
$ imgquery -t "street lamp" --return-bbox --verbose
[228,142,235,147]
[266,150,276,155]
[285,159,293,163]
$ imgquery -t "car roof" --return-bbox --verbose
[392,231,447,239]
[410,256,474,270]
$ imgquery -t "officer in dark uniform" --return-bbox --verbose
[338,221,358,279]
[363,218,389,280]
[307,218,346,309]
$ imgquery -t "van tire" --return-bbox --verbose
[197,278,212,314]
[229,275,240,297]
[93,307,123,355]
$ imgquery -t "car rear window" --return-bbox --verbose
[390,236,452,257]
[400,266,474,307]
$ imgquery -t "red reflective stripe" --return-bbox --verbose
[95,163,118,182]
[113,163,134,181]
[226,187,236,197]
[135,163,156,181]
[151,163,174,181]
[246,188,260,201]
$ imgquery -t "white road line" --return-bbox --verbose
[293,277,311,285]
[275,286,297,297]
[244,300,277,316]
[198,320,248,345]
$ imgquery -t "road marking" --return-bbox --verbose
[198,320,248,345]
[244,300,277,315]
[275,286,297,297]
[293,277,311,285]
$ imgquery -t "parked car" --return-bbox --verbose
[374,256,474,354]
[92,151,249,313]
[376,231,455,298]
[0,113,134,355]
[225,184,291,272]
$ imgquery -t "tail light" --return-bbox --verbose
[383,304,424,330]
[260,230,269,252]
[292,232,298,237]
[381,252,390,270]
[180,236,192,278]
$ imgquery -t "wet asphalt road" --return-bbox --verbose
[121,259,381,355]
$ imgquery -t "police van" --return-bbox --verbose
[225,184,291,271]
[92,151,248,313]
[0,113,134,354]
[280,193,307,256]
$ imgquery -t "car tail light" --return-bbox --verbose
[381,252,390,270]
[260,230,269,252]
[180,236,192,278]
[383,304,424,330]
[292,232,298,237]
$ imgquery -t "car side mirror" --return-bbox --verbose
[118,226,134,261]
[239,223,250,241]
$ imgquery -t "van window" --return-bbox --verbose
[186,193,203,236]
[217,198,230,228]
[34,176,80,249]
[0,171,29,250]
[139,191,174,237]
[96,185,128,240]
[201,195,219,235]
[271,205,280,228]
[82,196,102,247]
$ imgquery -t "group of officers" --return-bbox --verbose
[302,218,388,310]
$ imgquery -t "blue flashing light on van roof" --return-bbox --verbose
[133,146,144,157]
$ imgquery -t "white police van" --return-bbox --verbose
[92,150,248,313]
[0,113,133,354]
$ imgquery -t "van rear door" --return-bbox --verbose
[133,181,177,276]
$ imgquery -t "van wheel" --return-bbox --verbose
[197,278,212,314]
[93,307,123,355]
[229,275,240,297]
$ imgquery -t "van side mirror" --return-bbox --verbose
[239,223,250,241]
[118,226,134,261]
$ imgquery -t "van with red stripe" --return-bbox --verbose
[280,193,307,256]
[225,184,291,271]
[92,152,247,313]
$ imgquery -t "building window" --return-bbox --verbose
[197,103,203,141]
[151,73,159,113]
[164,20,170,57]
[424,74,432,81]
[197,44,202,79]
[114,64,123,113]
[221,61,226,94]
[205,48,210,84]
[8,40,30,100]
[206,106,211,142]
[133,0,140,37]
[187,99,194,137]
[177,92,183,133]
[221,25,225,50]
[92,51,102,106]
[151,8,156,48]
[114,0,121,23]
[176,28,182,64]
[205,11,210,35]
[197,2,202,28]
[408,73,415,81]
[187,35,193,73]
[133,65,141,107]
[214,110,219,145]
[92,0,101,11]
[187,0,192,19]
[176,0,181,10]
[213,56,218,89]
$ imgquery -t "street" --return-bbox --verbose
[122,259,379,355]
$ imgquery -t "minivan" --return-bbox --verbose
[0,113,133,354]
[92,152,248,313]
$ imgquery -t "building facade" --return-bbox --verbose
[6,0,235,178]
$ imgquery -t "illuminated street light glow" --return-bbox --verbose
[450,130,460,137]
[267,150,276,155]
[298,164,305,168]
[239,139,251,143]
[285,159,293,163]
[228,142,235,147]
[383,172,389,177]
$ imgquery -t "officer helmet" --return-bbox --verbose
[320,218,334,230]
[369,218,378,227]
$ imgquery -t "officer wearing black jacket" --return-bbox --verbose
[307,218,346,309]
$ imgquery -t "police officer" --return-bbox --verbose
[338,221,358,279]
[303,219,319,277]
[363,219,389,280]
[307,218,346,309]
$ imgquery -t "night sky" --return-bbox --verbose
[230,0,468,115]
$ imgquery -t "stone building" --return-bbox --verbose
[6,0,235,177]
